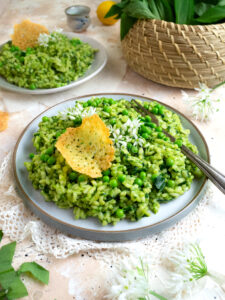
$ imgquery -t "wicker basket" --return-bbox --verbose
[121,19,225,89]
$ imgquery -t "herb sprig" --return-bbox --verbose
[106,0,225,39]
[0,230,49,299]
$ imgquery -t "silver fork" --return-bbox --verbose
[130,99,225,194]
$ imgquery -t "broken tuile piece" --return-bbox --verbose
[56,114,115,178]
[11,19,49,50]
[0,111,9,132]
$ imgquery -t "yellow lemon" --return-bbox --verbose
[97,1,118,26]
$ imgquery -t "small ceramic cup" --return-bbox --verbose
[65,5,91,32]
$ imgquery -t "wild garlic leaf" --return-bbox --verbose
[123,0,156,19]
[148,0,161,19]
[120,13,137,40]
[0,230,3,243]
[175,0,194,24]
[196,5,225,23]
[18,262,49,285]
[104,4,122,18]
[154,175,166,191]
[0,270,28,300]
[0,242,16,273]
[195,3,215,16]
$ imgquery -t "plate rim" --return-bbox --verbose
[13,92,210,233]
[0,32,107,94]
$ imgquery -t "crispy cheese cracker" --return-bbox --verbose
[56,114,115,178]
[11,19,49,50]
[0,111,9,132]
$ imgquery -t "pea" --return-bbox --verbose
[109,118,116,126]
[151,174,158,181]
[103,106,111,113]
[87,99,93,106]
[145,127,152,135]
[149,122,157,129]
[134,178,143,186]
[29,153,34,159]
[42,116,49,122]
[175,139,183,147]
[108,99,114,105]
[116,209,125,218]
[109,179,118,188]
[69,172,78,181]
[40,154,49,162]
[140,125,148,133]
[164,137,170,142]
[127,143,132,151]
[157,132,165,139]
[193,167,203,178]
[151,107,159,115]
[142,133,150,139]
[91,101,97,107]
[122,109,128,115]
[47,156,56,165]
[83,102,88,108]
[156,126,162,132]
[118,174,126,183]
[45,146,54,155]
[103,175,110,182]
[145,115,151,122]
[158,107,164,116]
[78,174,88,183]
[29,83,36,90]
[103,169,111,176]
[166,157,174,167]
[139,171,147,180]
[140,117,145,122]
[131,146,138,154]
[167,180,175,187]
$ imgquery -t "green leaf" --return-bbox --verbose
[149,290,168,300]
[104,4,122,18]
[18,262,49,285]
[195,3,215,16]
[175,0,194,24]
[196,5,225,23]
[0,242,16,273]
[124,0,157,19]
[120,13,137,40]
[156,0,174,22]
[148,0,161,19]
[0,230,3,243]
[154,175,166,191]
[0,270,28,300]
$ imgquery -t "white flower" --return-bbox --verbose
[164,243,225,299]
[110,118,144,149]
[38,33,51,47]
[58,103,96,120]
[105,257,152,300]
[182,83,220,122]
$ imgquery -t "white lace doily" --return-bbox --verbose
[0,150,216,264]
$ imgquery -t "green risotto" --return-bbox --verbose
[25,98,202,225]
[0,32,96,89]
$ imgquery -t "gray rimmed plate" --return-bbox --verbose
[13,93,209,242]
[0,32,107,94]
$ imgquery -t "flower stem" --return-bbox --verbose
[211,80,225,91]
[149,291,168,300]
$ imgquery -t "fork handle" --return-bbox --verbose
[181,145,225,194]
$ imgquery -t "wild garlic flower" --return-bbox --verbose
[38,33,51,47]
[110,118,145,149]
[165,243,225,299]
[105,257,166,300]
[58,103,96,120]
[182,83,220,121]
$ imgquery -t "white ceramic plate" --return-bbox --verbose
[0,32,107,94]
[13,93,209,241]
